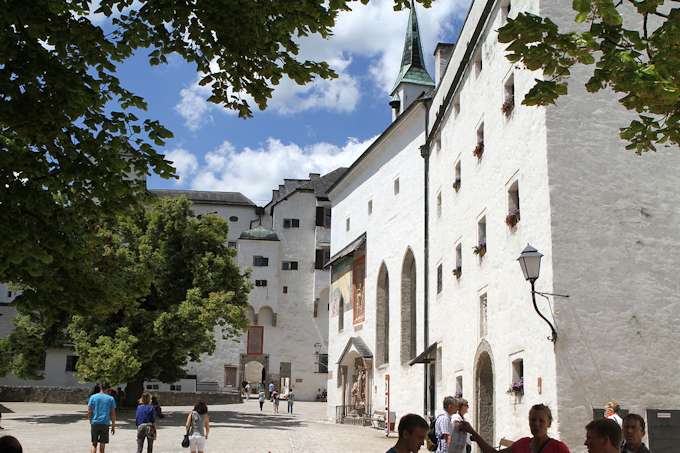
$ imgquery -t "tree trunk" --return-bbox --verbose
[124,378,144,408]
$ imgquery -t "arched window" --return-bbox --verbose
[338,295,345,332]
[245,305,256,324]
[258,306,275,326]
[376,263,390,366]
[401,249,417,363]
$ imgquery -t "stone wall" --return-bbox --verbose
[0,386,241,406]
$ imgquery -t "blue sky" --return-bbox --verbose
[113,1,470,205]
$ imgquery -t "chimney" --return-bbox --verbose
[433,42,455,87]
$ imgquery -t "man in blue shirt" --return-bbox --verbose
[87,384,117,453]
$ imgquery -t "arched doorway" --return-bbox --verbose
[376,263,390,366]
[245,361,264,384]
[401,249,416,364]
[475,349,495,448]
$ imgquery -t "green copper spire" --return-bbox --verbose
[391,0,434,95]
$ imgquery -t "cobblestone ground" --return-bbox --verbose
[0,400,395,452]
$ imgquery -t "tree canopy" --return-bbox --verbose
[1,0,424,322]
[498,0,679,153]
[1,197,251,390]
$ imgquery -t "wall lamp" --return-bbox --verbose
[517,244,569,343]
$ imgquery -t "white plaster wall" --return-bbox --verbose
[190,203,258,241]
[327,102,427,422]
[540,2,680,450]
[0,348,90,388]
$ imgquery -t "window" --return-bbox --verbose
[507,181,520,228]
[255,280,268,287]
[283,218,300,228]
[455,375,463,398]
[436,263,443,294]
[317,353,329,373]
[475,217,487,258]
[146,384,159,390]
[393,177,400,195]
[315,207,332,227]
[338,295,345,331]
[315,248,331,269]
[454,243,462,278]
[503,74,515,117]
[474,123,485,160]
[65,355,79,372]
[453,161,461,191]
[436,192,442,218]
[352,255,366,324]
[282,261,299,271]
[453,94,461,117]
[227,241,237,249]
[229,215,239,222]
[368,200,373,215]
[170,384,182,392]
[500,0,511,24]
[479,293,488,338]
[474,51,482,77]
[282,286,288,294]
[253,256,269,267]
[7,290,12,298]
[247,326,264,355]
[345,217,350,232]
[511,358,524,395]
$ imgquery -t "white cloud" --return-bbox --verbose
[166,147,199,183]
[174,136,376,204]
[173,0,468,130]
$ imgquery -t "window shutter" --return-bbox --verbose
[316,207,325,226]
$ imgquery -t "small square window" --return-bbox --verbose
[229,215,239,222]
[255,280,268,287]
[253,256,269,267]
[170,384,182,392]
[368,200,373,215]
[282,261,299,271]
[393,178,400,195]
[228,241,237,249]
[283,218,300,228]
[283,286,288,294]
[475,217,487,258]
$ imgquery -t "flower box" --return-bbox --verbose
[506,209,520,228]
[453,178,461,192]
[507,379,524,395]
[472,242,486,257]
[473,143,484,160]
[502,98,515,116]
[452,267,462,278]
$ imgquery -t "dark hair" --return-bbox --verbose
[586,418,622,447]
[443,396,457,410]
[530,404,553,422]
[623,413,646,433]
[193,401,208,415]
[91,384,101,395]
[398,413,429,438]
[0,435,23,453]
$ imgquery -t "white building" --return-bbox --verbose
[326,1,680,452]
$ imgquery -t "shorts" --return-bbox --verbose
[91,424,110,445]
[189,434,206,452]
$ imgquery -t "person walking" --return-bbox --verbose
[87,384,117,453]
[605,401,623,428]
[622,414,651,453]
[584,418,621,453]
[432,396,456,453]
[245,382,251,400]
[272,390,280,413]
[268,382,275,401]
[449,398,471,453]
[460,404,570,453]
[135,392,156,453]
[258,388,266,411]
[385,413,429,453]
[185,401,210,453]
[151,396,164,419]
[287,387,295,414]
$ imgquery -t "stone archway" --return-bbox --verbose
[240,353,269,388]
[401,249,417,364]
[474,342,495,448]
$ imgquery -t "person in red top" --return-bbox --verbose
[459,404,571,453]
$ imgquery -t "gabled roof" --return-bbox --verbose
[150,189,256,207]
[266,168,347,212]
[336,336,373,364]
[391,0,435,95]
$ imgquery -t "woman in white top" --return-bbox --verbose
[605,401,623,428]
[185,401,210,453]
[449,398,471,453]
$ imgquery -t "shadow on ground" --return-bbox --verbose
[8,408,305,432]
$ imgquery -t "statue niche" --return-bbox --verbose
[350,358,367,415]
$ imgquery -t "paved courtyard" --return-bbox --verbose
[0,399,395,452]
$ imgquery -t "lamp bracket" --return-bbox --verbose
[534,291,570,299]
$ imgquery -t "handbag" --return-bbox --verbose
[181,413,192,448]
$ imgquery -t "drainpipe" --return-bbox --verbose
[420,98,432,416]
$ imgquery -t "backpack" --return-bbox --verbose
[427,414,445,451]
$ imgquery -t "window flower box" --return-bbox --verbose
[473,143,484,160]
[507,379,524,395]
[472,242,486,257]
[506,209,520,228]
[502,98,515,116]
[452,266,462,278]
[453,178,461,192]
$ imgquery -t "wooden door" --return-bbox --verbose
[224,366,237,387]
